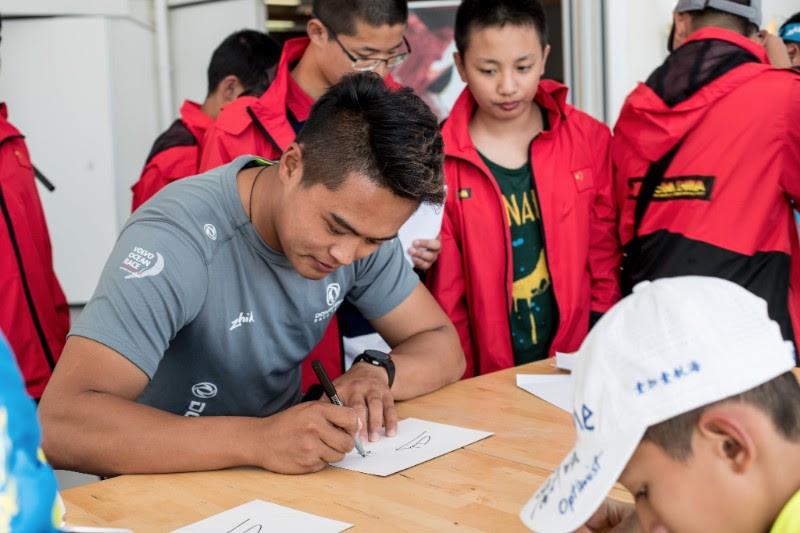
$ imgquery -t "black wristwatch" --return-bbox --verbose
[353,349,395,388]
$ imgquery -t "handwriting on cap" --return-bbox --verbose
[635,360,701,395]
[528,450,603,519]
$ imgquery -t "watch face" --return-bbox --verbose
[363,349,389,362]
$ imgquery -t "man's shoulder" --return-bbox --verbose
[127,160,248,262]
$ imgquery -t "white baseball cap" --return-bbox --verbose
[674,0,762,27]
[520,276,796,533]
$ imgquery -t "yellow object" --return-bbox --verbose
[771,490,800,533]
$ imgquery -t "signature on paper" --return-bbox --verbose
[226,518,263,533]
[395,430,432,451]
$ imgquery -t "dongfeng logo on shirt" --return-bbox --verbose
[191,382,218,399]
[185,382,218,417]
[326,283,341,307]
[315,283,344,323]
[119,246,164,279]
[229,311,254,331]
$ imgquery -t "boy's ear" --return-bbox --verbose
[672,12,693,50]
[696,407,755,475]
[454,51,468,83]
[540,44,552,75]
[219,75,244,103]
[280,142,305,187]
[307,18,328,48]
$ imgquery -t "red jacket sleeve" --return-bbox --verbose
[783,77,800,204]
[425,190,477,377]
[198,123,234,173]
[588,125,622,314]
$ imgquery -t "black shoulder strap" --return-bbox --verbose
[632,142,682,237]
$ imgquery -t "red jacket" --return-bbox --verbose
[0,103,70,398]
[428,82,621,377]
[614,28,800,351]
[131,100,212,211]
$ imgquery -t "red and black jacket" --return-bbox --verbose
[614,28,800,353]
[0,103,70,398]
[131,100,213,211]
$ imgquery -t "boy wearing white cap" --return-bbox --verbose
[521,276,800,533]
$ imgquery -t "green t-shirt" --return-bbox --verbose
[479,153,558,364]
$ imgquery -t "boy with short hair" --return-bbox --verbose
[427,0,620,377]
[131,30,281,211]
[521,276,800,533]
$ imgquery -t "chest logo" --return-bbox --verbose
[204,223,217,241]
[326,283,341,307]
[191,382,218,399]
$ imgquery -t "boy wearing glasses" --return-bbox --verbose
[200,0,411,172]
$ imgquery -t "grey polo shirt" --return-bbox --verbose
[71,156,418,418]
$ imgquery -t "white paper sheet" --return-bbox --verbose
[516,374,574,413]
[397,201,445,267]
[555,352,577,372]
[331,417,492,476]
[171,500,352,533]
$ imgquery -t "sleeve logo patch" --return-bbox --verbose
[120,246,165,279]
[628,176,715,201]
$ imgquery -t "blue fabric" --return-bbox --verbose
[780,23,800,44]
[0,331,58,532]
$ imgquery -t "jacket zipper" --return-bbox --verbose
[0,162,58,371]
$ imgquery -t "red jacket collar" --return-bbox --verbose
[179,100,213,142]
[250,37,312,152]
[681,27,769,64]
[442,79,570,164]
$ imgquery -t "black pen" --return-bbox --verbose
[311,360,367,457]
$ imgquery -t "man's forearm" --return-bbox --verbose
[40,391,261,475]
[389,323,465,401]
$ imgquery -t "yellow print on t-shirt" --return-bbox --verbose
[511,250,551,345]
[503,190,541,227]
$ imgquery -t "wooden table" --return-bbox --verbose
[58,360,621,532]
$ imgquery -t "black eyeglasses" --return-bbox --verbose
[315,15,411,72]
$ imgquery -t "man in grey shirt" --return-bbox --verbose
[39,74,465,476]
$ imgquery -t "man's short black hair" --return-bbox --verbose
[207,30,281,95]
[455,0,549,55]
[297,73,444,205]
[643,373,800,461]
[312,0,408,37]
[686,0,753,36]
